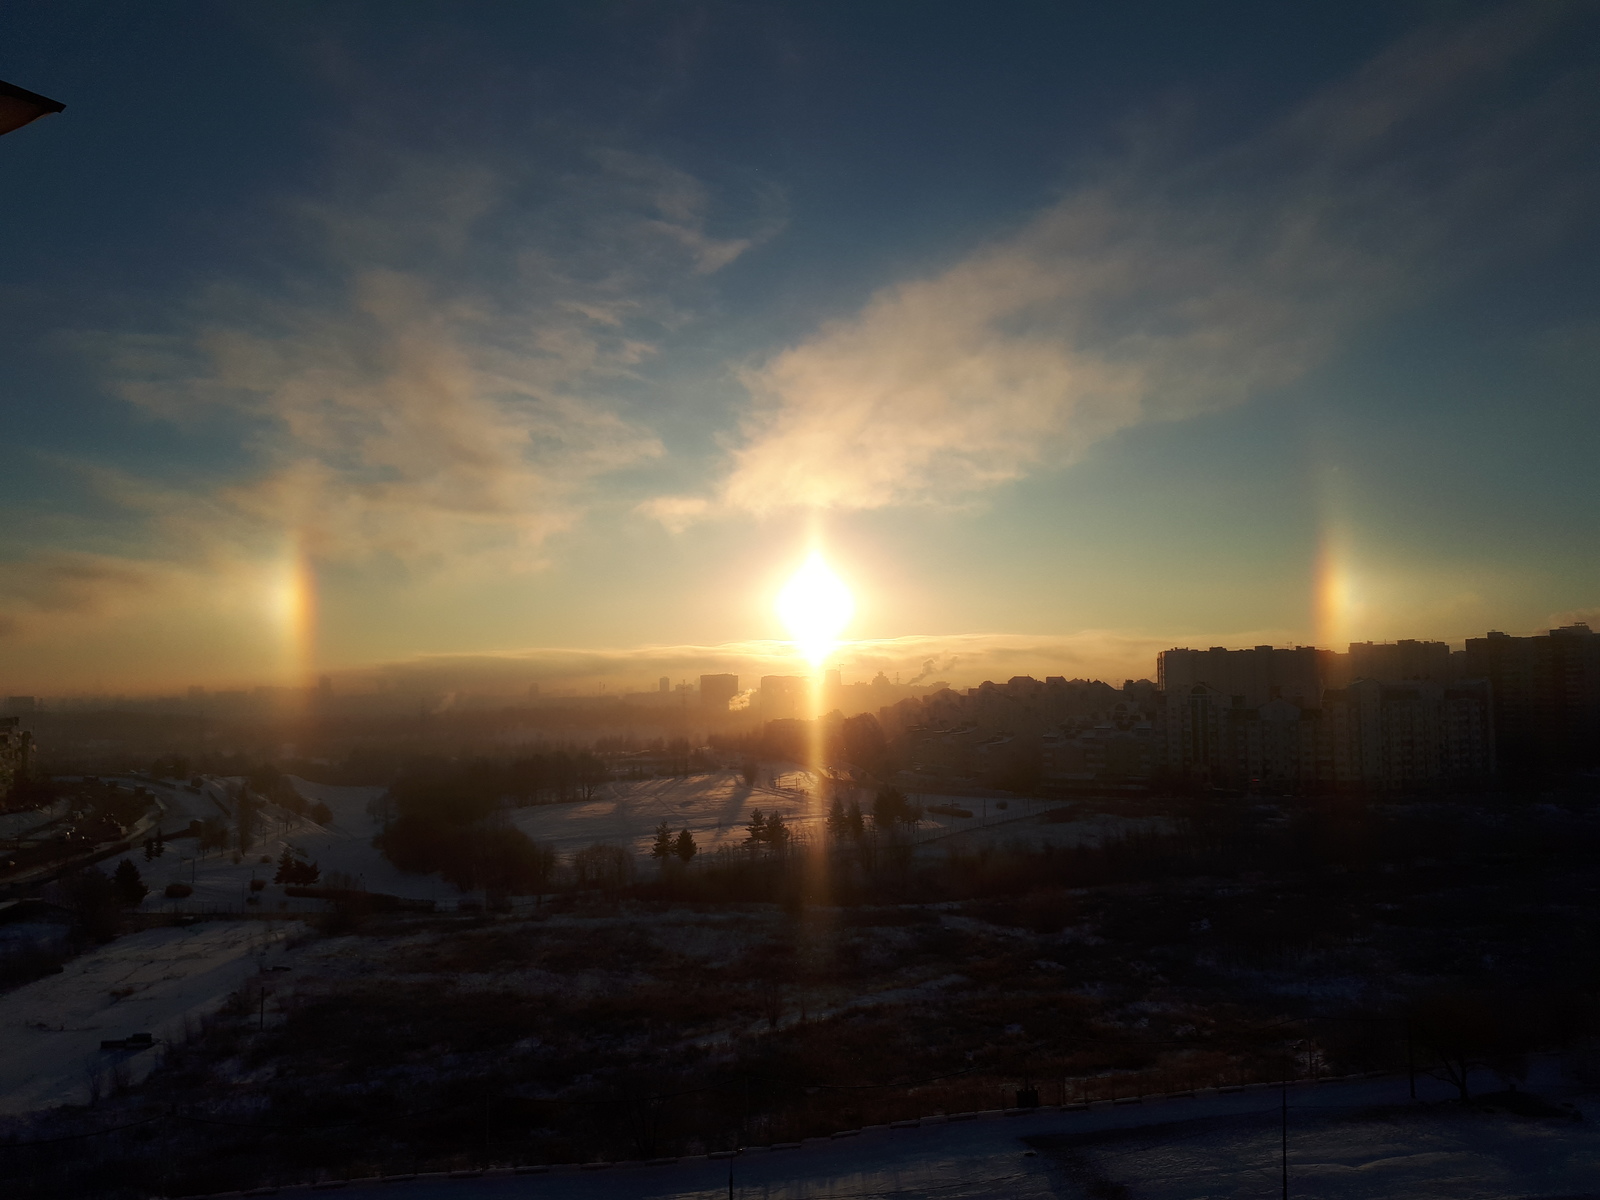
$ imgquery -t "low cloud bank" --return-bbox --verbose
[339,628,1310,699]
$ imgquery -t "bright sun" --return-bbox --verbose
[776,551,854,667]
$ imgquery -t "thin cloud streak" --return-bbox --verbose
[2,139,777,668]
[653,5,1593,520]
[345,629,1309,697]
[111,143,778,569]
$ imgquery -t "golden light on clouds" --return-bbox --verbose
[775,551,854,668]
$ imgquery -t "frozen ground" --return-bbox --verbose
[109,776,459,912]
[0,920,299,1114]
[315,1063,1600,1199]
[504,771,1157,864]
[76,773,1195,909]
[507,769,830,858]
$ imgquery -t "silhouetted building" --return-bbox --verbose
[1464,623,1600,771]
[699,674,739,714]
[2,696,36,715]
[1163,678,1493,791]
[1157,645,1321,707]
[759,675,809,721]
[1347,639,1452,682]
[0,716,34,802]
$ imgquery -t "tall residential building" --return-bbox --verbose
[1162,678,1493,790]
[1157,645,1321,707]
[759,675,809,721]
[699,674,739,714]
[1347,639,1452,682]
[0,716,34,802]
[1464,623,1600,770]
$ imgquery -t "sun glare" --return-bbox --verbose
[776,551,854,667]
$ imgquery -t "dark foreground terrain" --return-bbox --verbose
[4,786,1600,1197]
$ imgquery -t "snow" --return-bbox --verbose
[111,777,458,912]
[0,920,299,1114]
[507,769,831,858]
[296,1064,1600,1199]
[503,771,1158,864]
[83,772,1173,908]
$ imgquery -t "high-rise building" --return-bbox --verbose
[659,676,671,694]
[1157,645,1321,707]
[1348,639,1452,682]
[699,674,739,713]
[0,716,34,801]
[759,675,808,721]
[1162,678,1494,790]
[1464,624,1600,771]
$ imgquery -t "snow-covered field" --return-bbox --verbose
[110,776,458,911]
[303,1065,1600,1199]
[507,769,830,858]
[0,920,298,1113]
[504,771,1159,863]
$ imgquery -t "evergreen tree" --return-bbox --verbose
[826,796,848,840]
[651,821,674,860]
[673,828,697,863]
[273,848,297,885]
[745,808,767,846]
[143,837,155,862]
[112,858,148,907]
[873,786,910,831]
[766,812,790,851]
[846,798,865,840]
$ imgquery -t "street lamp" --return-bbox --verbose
[0,79,64,138]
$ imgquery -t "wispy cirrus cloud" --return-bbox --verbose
[1,138,778,664]
[108,143,779,569]
[648,5,1594,522]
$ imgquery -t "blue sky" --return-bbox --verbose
[1,2,1597,694]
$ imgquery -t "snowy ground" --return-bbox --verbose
[0,799,70,841]
[0,920,299,1114]
[507,769,831,858]
[112,776,459,912]
[307,1063,1600,1199]
[504,771,1159,864]
[63,772,1194,909]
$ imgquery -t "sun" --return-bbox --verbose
[776,551,854,667]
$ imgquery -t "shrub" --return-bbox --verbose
[572,843,634,890]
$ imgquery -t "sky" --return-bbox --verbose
[1,1,1598,696]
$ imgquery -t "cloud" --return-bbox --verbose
[4,137,780,673]
[654,5,1593,520]
[345,627,1309,697]
[109,141,780,570]
[0,552,165,621]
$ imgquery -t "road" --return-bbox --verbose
[256,1059,1598,1199]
